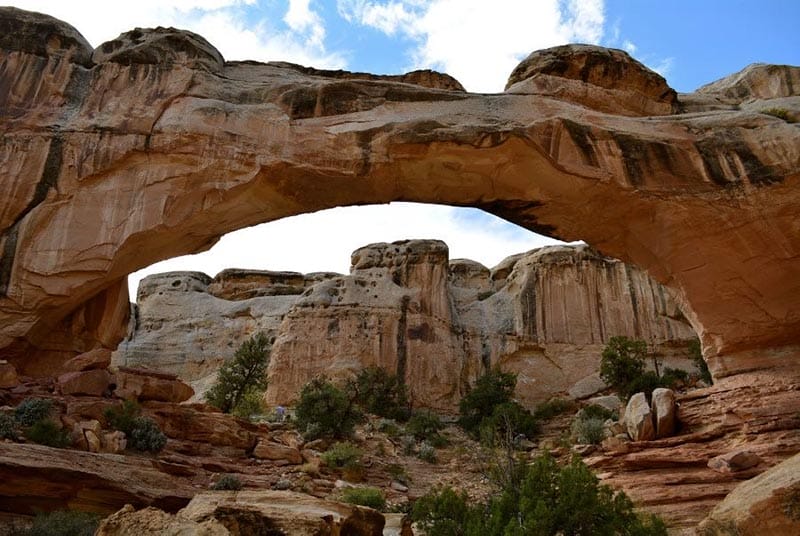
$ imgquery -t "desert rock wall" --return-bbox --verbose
[114,241,696,410]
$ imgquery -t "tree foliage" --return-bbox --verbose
[411,453,667,536]
[600,336,649,398]
[688,338,713,384]
[346,366,410,421]
[295,376,362,440]
[206,332,271,414]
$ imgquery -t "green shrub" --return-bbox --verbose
[386,463,410,485]
[533,397,575,420]
[206,332,271,414]
[19,509,101,536]
[411,453,667,535]
[0,413,17,440]
[230,386,267,420]
[410,487,481,536]
[295,376,361,440]
[571,416,606,445]
[321,441,363,470]
[406,410,444,441]
[346,366,410,421]
[211,474,243,490]
[483,402,539,444]
[417,441,437,463]
[600,336,648,398]
[626,371,662,399]
[580,404,614,421]
[103,399,141,435]
[376,418,401,437]
[688,339,713,384]
[14,398,53,426]
[128,417,167,452]
[458,369,517,437]
[341,487,386,510]
[659,367,689,389]
[25,419,70,448]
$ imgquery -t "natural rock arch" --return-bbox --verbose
[1,8,799,380]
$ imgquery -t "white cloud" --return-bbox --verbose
[622,40,637,54]
[8,0,345,68]
[651,57,674,77]
[128,203,571,292]
[337,0,605,92]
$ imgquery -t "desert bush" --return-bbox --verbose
[600,336,648,398]
[295,376,361,440]
[211,474,243,490]
[411,453,667,535]
[18,509,101,536]
[25,419,71,448]
[0,413,17,440]
[458,369,517,437]
[386,463,410,485]
[321,441,363,470]
[580,404,615,421]
[230,386,267,420]
[480,401,540,448]
[341,487,386,510]
[346,366,410,421]
[659,367,689,389]
[376,418,401,437]
[688,338,713,384]
[103,399,141,435]
[14,398,53,426]
[128,417,167,452]
[533,397,575,420]
[417,441,437,463]
[405,410,444,441]
[571,416,606,445]
[206,332,271,415]
[410,487,481,536]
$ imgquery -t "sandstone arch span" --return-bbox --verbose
[1,8,799,378]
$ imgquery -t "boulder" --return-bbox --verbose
[0,361,19,389]
[62,348,112,372]
[651,388,677,438]
[624,393,655,441]
[114,368,194,403]
[698,452,800,535]
[252,440,303,464]
[708,449,762,474]
[587,395,622,414]
[96,504,228,536]
[57,369,112,396]
[146,402,258,450]
[102,431,127,454]
[180,490,384,536]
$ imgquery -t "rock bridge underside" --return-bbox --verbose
[1,7,800,389]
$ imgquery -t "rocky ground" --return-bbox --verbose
[1,364,798,534]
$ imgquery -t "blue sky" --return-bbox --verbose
[8,1,800,289]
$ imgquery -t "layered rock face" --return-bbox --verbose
[115,240,695,410]
[1,8,799,384]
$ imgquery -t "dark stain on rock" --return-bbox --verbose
[327,318,339,336]
[408,322,437,343]
[0,134,63,297]
[562,119,598,167]
[396,295,410,383]
[611,132,649,186]
[695,131,782,187]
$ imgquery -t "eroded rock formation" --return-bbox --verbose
[114,241,696,410]
[1,8,799,384]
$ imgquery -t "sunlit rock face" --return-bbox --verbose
[1,7,799,383]
[114,241,696,411]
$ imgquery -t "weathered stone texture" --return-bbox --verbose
[0,9,799,393]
